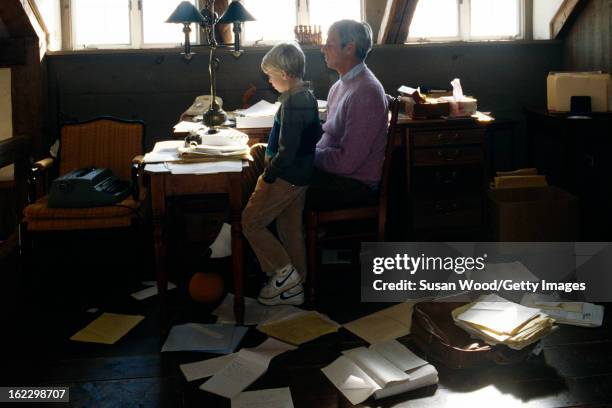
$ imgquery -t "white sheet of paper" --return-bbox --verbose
[166,161,243,175]
[321,355,380,405]
[180,353,237,382]
[199,338,296,398]
[161,323,246,353]
[341,347,409,387]
[130,282,176,300]
[370,339,428,373]
[174,121,205,133]
[213,293,303,326]
[143,163,168,173]
[231,387,294,408]
[143,140,183,163]
[457,294,540,335]
[236,100,280,117]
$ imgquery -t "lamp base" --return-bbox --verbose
[203,107,228,134]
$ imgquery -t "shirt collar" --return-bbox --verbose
[278,83,309,103]
[340,62,366,82]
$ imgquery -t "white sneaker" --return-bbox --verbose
[258,264,301,299]
[258,284,304,306]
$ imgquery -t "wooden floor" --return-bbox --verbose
[2,239,612,408]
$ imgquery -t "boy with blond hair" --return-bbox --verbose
[242,42,321,305]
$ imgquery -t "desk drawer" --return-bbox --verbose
[413,146,483,166]
[411,166,483,192]
[412,195,482,229]
[413,129,484,147]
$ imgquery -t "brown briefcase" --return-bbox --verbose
[411,302,534,369]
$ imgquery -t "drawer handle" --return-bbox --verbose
[438,149,460,161]
[435,170,457,184]
[437,133,460,144]
[434,202,458,215]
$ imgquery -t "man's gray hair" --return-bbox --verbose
[261,42,305,79]
[330,20,373,61]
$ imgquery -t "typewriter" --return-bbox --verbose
[48,167,131,208]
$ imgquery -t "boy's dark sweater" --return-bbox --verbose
[263,85,322,186]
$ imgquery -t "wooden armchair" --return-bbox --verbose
[305,96,401,303]
[20,117,146,245]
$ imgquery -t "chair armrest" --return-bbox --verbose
[28,157,55,203]
[131,155,145,200]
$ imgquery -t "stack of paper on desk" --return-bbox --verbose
[235,100,280,128]
[521,293,604,327]
[177,144,251,160]
[452,294,556,350]
[258,310,340,346]
[321,339,438,404]
[161,323,248,354]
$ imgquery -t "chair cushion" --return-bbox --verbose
[24,188,147,231]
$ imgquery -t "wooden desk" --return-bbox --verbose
[399,114,491,240]
[147,169,245,325]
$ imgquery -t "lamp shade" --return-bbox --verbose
[218,1,256,23]
[166,1,206,24]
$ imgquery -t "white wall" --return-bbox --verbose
[533,0,564,40]
[0,69,14,181]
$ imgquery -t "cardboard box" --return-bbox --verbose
[547,72,611,112]
[488,186,579,241]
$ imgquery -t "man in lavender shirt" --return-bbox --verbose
[306,20,389,210]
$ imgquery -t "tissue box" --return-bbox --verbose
[439,96,478,117]
[547,72,611,112]
[400,96,450,119]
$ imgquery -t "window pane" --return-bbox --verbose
[409,0,458,39]
[73,0,130,46]
[242,0,296,42]
[309,0,362,41]
[470,0,519,37]
[143,0,196,44]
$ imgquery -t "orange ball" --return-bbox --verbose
[188,272,225,303]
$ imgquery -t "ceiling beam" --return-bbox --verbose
[550,0,584,39]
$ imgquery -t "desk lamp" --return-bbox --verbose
[168,1,255,135]
[165,1,206,61]
[218,1,256,57]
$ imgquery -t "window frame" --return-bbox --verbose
[68,0,201,50]
[407,0,524,44]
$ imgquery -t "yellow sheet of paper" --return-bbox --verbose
[258,311,339,346]
[343,302,413,345]
[70,313,144,344]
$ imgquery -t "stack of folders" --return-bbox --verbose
[321,339,438,404]
[452,294,557,350]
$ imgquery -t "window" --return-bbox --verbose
[243,0,363,44]
[408,0,522,42]
[71,0,197,49]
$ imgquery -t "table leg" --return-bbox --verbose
[228,173,245,325]
[150,175,168,331]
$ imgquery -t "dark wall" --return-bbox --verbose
[46,41,563,155]
[562,0,612,72]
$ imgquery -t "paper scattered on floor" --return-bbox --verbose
[180,353,238,382]
[231,387,294,408]
[70,313,144,344]
[200,338,296,398]
[131,282,176,300]
[161,323,247,354]
[213,293,303,326]
[258,310,340,346]
[321,340,438,404]
[343,302,413,344]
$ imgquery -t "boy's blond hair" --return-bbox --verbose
[261,42,305,79]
